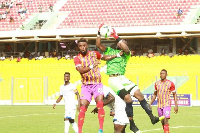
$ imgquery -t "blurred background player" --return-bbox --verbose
[96,24,165,130]
[53,72,80,133]
[91,85,141,133]
[150,69,178,133]
[74,38,122,133]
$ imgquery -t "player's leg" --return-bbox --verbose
[163,106,171,133]
[108,76,139,132]
[69,119,78,133]
[78,85,92,133]
[114,124,126,133]
[64,118,70,133]
[130,87,164,124]
[94,83,105,133]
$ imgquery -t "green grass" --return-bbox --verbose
[0,105,200,133]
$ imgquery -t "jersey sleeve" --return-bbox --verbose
[104,47,111,55]
[74,56,81,67]
[94,51,103,59]
[154,83,157,91]
[124,51,131,62]
[59,86,63,96]
[170,81,175,92]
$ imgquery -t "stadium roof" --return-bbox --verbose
[1,24,200,42]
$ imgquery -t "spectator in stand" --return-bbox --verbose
[9,56,13,61]
[57,53,62,60]
[16,0,22,6]
[38,5,42,13]
[5,2,10,8]
[53,50,57,57]
[178,48,183,55]
[0,13,2,20]
[184,50,189,55]
[49,4,53,12]
[1,2,5,9]
[18,7,23,14]
[2,13,6,19]
[20,12,25,19]
[168,51,174,58]
[17,56,21,62]
[9,2,13,8]
[147,48,155,58]
[10,16,14,22]
[5,7,10,14]
[176,8,183,18]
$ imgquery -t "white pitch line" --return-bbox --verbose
[0,113,62,118]
[140,126,200,133]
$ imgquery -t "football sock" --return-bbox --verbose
[129,119,139,132]
[72,122,78,133]
[139,99,154,119]
[97,101,105,130]
[78,106,87,133]
[64,120,70,133]
[164,124,169,133]
[125,102,133,117]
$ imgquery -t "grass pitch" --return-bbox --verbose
[0,105,200,133]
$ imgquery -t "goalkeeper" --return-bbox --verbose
[96,24,164,131]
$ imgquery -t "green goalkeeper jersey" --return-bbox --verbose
[104,47,131,75]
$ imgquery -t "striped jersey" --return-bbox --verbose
[104,47,131,75]
[154,80,175,108]
[74,51,102,84]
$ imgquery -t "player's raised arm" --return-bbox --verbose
[53,95,63,109]
[110,28,130,55]
[96,24,107,52]
[94,51,123,61]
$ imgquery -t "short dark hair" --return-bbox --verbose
[64,72,70,75]
[78,38,88,44]
[161,69,167,74]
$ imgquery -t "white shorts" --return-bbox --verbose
[64,108,76,120]
[108,75,139,96]
[113,96,129,125]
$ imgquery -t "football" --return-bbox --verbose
[100,25,113,38]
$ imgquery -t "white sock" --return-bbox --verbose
[65,120,70,133]
[72,122,78,133]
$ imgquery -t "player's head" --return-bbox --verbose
[77,38,88,55]
[64,72,70,82]
[160,69,167,80]
[116,39,128,50]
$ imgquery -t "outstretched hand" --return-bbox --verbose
[91,107,98,114]
[110,28,118,39]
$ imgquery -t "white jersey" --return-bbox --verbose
[59,83,77,109]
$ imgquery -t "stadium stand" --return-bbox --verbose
[58,0,200,28]
[0,0,57,31]
[0,55,199,104]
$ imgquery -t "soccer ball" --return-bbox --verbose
[100,25,112,38]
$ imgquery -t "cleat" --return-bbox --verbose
[136,130,141,133]
[98,129,103,133]
[151,116,165,125]
[159,116,165,121]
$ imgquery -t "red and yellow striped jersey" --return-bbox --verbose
[74,51,102,84]
[154,80,175,108]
